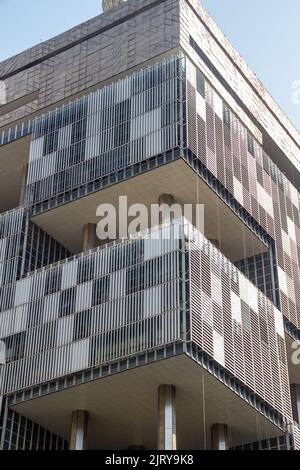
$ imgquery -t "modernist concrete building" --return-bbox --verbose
[0,0,300,450]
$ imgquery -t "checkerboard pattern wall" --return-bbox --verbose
[185,56,300,331]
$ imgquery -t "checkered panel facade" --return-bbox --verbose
[188,225,292,420]
[25,56,183,210]
[0,208,70,313]
[0,225,184,394]
[185,54,300,331]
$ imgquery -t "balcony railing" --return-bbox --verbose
[0,120,32,146]
[0,222,185,394]
[0,219,292,423]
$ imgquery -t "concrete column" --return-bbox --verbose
[19,164,28,207]
[291,384,300,423]
[211,423,229,450]
[158,194,175,226]
[70,410,88,450]
[82,223,97,253]
[157,385,176,450]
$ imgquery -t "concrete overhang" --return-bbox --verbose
[11,354,283,450]
[31,159,267,262]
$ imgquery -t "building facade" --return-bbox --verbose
[0,0,300,450]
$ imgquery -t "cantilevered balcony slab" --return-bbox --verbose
[31,159,267,262]
[10,353,285,450]
[0,220,291,443]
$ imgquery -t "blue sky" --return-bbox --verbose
[0,0,299,130]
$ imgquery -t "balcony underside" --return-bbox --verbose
[31,159,267,262]
[10,354,283,450]
[0,135,30,213]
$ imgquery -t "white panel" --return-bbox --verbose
[290,185,299,208]
[76,282,93,312]
[13,305,28,334]
[61,261,78,290]
[257,184,274,218]
[85,133,101,160]
[0,239,7,262]
[29,137,44,162]
[231,291,242,324]
[43,293,60,322]
[71,339,90,372]
[130,108,161,140]
[186,61,196,88]
[213,91,223,120]
[287,217,296,243]
[14,277,32,307]
[233,177,243,206]
[56,316,74,346]
[278,266,288,296]
[0,310,12,337]
[0,340,5,364]
[247,282,258,313]
[239,274,249,305]
[282,230,291,256]
[213,331,225,367]
[196,92,206,122]
[274,309,284,338]
[57,124,72,150]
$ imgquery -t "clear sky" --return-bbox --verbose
[0,0,299,131]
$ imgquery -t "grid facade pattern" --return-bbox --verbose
[0,401,68,450]
[292,422,300,450]
[234,434,292,451]
[0,208,70,313]
[0,218,292,425]
[0,225,184,394]
[0,209,25,289]
[0,0,180,129]
[188,226,292,420]
[185,54,300,331]
[25,56,183,209]
[235,252,278,307]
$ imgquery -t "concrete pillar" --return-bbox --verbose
[157,385,176,450]
[158,194,175,226]
[291,384,300,423]
[211,423,229,450]
[83,223,97,253]
[19,164,28,207]
[70,410,88,450]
